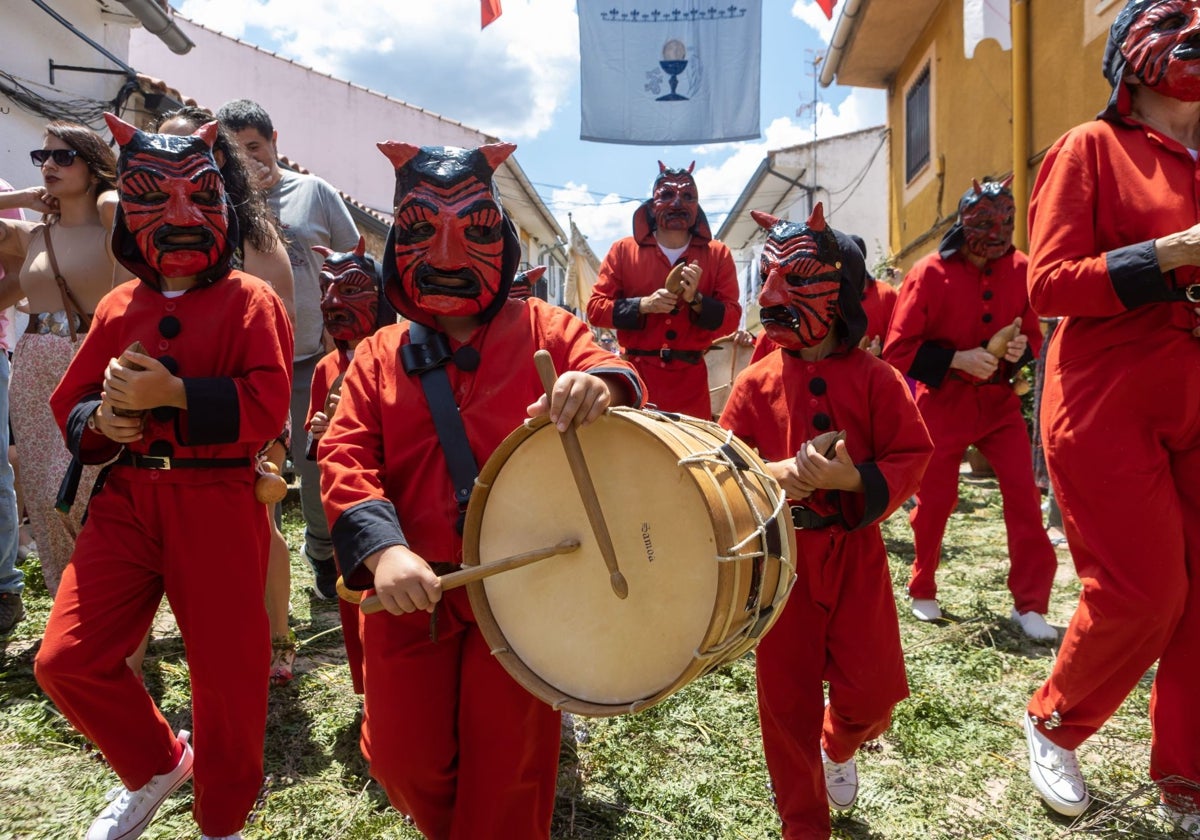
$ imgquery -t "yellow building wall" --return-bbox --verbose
[884,0,1121,273]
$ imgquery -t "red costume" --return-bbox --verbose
[721,207,932,839]
[319,143,643,840]
[1024,0,1200,816]
[884,187,1056,617]
[587,163,741,418]
[35,116,293,838]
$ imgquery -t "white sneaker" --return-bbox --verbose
[821,745,858,811]
[911,598,942,622]
[87,730,194,840]
[1161,802,1200,837]
[1012,609,1057,641]
[1023,714,1089,816]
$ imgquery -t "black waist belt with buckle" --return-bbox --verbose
[624,348,704,364]
[791,505,842,530]
[115,452,252,470]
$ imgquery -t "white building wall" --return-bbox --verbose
[129,19,488,218]
[1,2,136,185]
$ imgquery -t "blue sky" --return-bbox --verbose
[174,0,884,258]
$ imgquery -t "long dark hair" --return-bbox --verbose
[151,106,283,255]
[44,120,117,193]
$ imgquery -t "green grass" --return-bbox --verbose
[0,482,1186,838]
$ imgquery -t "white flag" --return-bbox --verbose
[964,0,1011,59]
[579,1,762,146]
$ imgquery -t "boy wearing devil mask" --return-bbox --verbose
[318,142,643,839]
[720,205,931,838]
[305,236,385,695]
[1022,1,1200,828]
[34,114,293,840]
[587,162,741,418]
[883,178,1058,639]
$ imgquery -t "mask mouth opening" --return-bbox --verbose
[415,266,482,299]
[760,305,799,331]
[152,224,216,254]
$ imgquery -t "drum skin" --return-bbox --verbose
[464,408,796,717]
[704,335,754,420]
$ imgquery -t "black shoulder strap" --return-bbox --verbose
[402,322,479,532]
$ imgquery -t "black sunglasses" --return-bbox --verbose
[30,148,79,167]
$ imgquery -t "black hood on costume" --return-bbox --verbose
[110,131,238,291]
[1100,0,1160,119]
[938,181,1016,260]
[831,228,868,350]
[632,200,714,243]
[378,144,521,329]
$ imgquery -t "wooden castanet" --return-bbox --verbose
[338,538,581,614]
[985,318,1021,358]
[111,341,148,418]
[664,262,686,295]
[532,350,628,599]
[324,370,347,418]
[807,429,846,458]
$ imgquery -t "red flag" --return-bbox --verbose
[816,0,836,19]
[482,0,502,28]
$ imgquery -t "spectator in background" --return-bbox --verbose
[587,161,741,418]
[0,121,128,596]
[217,99,360,600]
[0,179,24,635]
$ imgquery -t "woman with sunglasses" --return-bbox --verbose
[0,120,127,596]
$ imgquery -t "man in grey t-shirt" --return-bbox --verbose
[218,99,360,598]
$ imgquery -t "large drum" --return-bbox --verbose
[464,407,796,717]
[704,335,755,420]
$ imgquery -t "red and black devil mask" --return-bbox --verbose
[104,112,236,289]
[315,235,381,349]
[938,178,1015,264]
[753,203,866,352]
[1104,0,1200,104]
[377,142,521,328]
[509,264,546,301]
[633,162,713,242]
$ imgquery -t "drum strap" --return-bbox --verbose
[401,322,479,535]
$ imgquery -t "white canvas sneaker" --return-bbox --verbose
[821,746,858,811]
[87,730,194,840]
[1012,609,1058,641]
[1023,714,1089,816]
[1161,802,1200,837]
[910,598,942,622]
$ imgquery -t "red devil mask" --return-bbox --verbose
[1121,0,1200,101]
[957,178,1015,263]
[651,162,700,233]
[509,264,546,301]
[315,236,380,347]
[377,142,521,327]
[753,204,849,351]
[104,113,232,286]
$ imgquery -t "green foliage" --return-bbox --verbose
[0,487,1185,838]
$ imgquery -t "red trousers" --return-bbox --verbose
[339,598,365,695]
[1029,339,1200,808]
[908,380,1056,613]
[631,356,712,420]
[35,474,270,837]
[756,528,909,839]
[360,587,561,839]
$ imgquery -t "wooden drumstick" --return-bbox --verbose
[533,349,629,599]
[339,538,581,615]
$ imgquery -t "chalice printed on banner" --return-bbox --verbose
[658,39,689,101]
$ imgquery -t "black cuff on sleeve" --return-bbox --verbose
[330,498,408,589]
[180,378,240,445]
[66,395,122,464]
[847,462,889,531]
[613,297,646,330]
[690,295,725,331]
[588,366,645,407]
[908,342,956,388]
[1108,241,1180,309]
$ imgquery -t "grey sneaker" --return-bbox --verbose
[0,592,25,636]
[309,555,338,600]
[86,730,194,840]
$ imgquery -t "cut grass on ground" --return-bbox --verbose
[0,482,1187,839]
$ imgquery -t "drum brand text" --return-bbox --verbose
[641,522,656,563]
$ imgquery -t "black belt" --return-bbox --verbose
[115,452,252,470]
[791,505,842,530]
[624,348,703,364]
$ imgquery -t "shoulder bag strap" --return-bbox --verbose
[40,223,89,342]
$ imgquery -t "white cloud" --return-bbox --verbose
[790,0,838,41]
[176,0,578,139]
